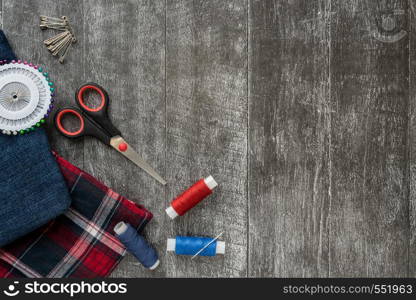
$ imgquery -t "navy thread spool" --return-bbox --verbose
[167,236,225,257]
[114,222,160,270]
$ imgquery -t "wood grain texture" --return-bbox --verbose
[1,0,413,278]
[329,0,409,277]
[0,0,2,29]
[2,0,84,166]
[409,0,416,277]
[81,0,167,278]
[249,0,331,277]
[166,0,247,277]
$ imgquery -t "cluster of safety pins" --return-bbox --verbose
[40,16,76,63]
[113,176,224,270]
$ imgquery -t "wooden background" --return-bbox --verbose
[1,0,414,277]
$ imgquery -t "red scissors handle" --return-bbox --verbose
[75,83,121,137]
[77,84,107,112]
[54,107,112,145]
[55,108,84,137]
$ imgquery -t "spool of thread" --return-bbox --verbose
[165,176,218,219]
[114,222,160,270]
[167,236,225,257]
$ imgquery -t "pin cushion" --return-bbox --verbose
[0,60,54,135]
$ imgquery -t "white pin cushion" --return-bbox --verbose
[0,60,54,135]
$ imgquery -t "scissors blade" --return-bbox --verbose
[110,136,167,185]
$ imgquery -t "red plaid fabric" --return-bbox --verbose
[0,153,153,278]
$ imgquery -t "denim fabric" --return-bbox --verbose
[0,31,16,61]
[0,30,71,246]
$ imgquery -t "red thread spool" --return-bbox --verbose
[166,176,217,219]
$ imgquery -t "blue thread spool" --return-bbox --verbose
[114,222,160,270]
[167,236,225,257]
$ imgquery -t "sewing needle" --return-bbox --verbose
[191,232,223,259]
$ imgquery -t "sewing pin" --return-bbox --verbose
[59,42,72,63]
[44,31,69,46]
[40,16,68,30]
[40,15,65,22]
[48,32,71,51]
[63,17,76,43]
[49,34,72,55]
[53,38,71,58]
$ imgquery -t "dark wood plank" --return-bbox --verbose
[249,0,331,277]
[166,0,247,277]
[81,0,167,277]
[408,0,416,277]
[2,0,84,166]
[329,0,409,276]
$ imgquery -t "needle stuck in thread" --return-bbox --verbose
[191,232,224,259]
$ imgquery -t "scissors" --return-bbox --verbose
[54,82,167,185]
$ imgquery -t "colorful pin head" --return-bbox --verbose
[0,61,54,136]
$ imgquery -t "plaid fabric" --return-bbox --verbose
[0,152,153,278]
